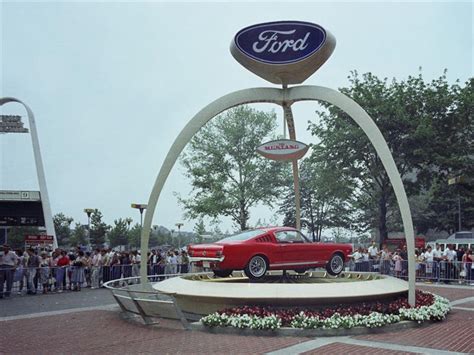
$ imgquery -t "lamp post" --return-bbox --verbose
[131,203,147,230]
[448,175,465,231]
[84,208,94,248]
[175,223,184,249]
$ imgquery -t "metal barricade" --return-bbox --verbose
[0,262,193,297]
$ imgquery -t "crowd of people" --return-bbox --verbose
[350,241,474,284]
[0,244,190,298]
[1,241,473,298]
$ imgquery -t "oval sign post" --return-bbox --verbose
[256,139,309,161]
[230,21,336,85]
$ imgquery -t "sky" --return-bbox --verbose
[1,1,472,234]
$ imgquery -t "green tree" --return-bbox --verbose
[53,213,74,247]
[193,219,206,243]
[70,222,88,247]
[5,226,41,249]
[180,105,287,231]
[89,209,110,248]
[107,218,129,247]
[308,71,473,243]
[279,156,356,241]
[128,223,143,249]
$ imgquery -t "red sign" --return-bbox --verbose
[25,235,54,243]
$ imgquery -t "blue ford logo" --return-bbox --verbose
[234,21,327,65]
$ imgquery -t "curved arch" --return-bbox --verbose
[140,85,415,305]
[0,97,57,249]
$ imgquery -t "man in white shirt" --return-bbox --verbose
[91,249,103,289]
[368,241,379,259]
[351,247,363,272]
[424,246,434,281]
[442,245,455,282]
[0,245,19,298]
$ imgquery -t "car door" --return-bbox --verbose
[274,230,309,267]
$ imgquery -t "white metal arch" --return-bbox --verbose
[140,85,416,305]
[0,97,57,249]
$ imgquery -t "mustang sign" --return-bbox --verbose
[256,139,309,161]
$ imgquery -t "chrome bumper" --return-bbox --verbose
[189,256,225,263]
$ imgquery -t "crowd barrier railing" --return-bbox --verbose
[1,259,472,298]
[0,263,194,297]
[346,259,474,284]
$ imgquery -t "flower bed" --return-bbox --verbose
[201,290,450,330]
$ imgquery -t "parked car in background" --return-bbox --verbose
[188,227,353,280]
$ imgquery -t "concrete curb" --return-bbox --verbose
[188,319,433,337]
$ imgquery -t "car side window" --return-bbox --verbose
[275,231,306,243]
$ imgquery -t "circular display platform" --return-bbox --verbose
[153,271,409,318]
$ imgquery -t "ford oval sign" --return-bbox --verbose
[230,21,336,85]
[256,139,309,161]
[235,21,326,65]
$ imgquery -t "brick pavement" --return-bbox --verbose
[1,284,472,354]
[417,285,473,301]
[300,343,419,354]
[354,309,474,354]
[0,310,306,355]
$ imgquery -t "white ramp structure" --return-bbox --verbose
[0,97,57,249]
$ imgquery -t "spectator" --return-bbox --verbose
[71,251,85,291]
[380,245,391,275]
[180,251,189,274]
[110,252,121,280]
[463,249,473,285]
[368,240,379,260]
[170,251,178,274]
[351,247,363,272]
[0,245,19,299]
[424,245,434,282]
[131,251,141,280]
[39,251,51,294]
[26,248,40,295]
[400,245,408,280]
[56,250,70,292]
[91,249,102,289]
[121,252,132,279]
[14,249,27,295]
[433,243,443,280]
[84,252,92,288]
[393,250,402,278]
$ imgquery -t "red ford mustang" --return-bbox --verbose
[188,227,353,280]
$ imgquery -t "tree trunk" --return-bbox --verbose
[239,200,247,231]
[378,192,388,247]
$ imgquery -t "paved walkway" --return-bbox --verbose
[0,285,472,354]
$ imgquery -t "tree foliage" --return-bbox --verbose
[70,222,88,247]
[308,71,473,242]
[89,209,110,248]
[180,105,287,231]
[278,156,356,241]
[107,218,129,247]
[53,213,73,247]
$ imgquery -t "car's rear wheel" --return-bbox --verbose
[244,255,268,280]
[213,269,233,278]
[326,253,344,276]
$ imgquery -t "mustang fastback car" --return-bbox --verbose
[188,227,352,279]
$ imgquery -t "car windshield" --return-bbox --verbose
[217,229,264,242]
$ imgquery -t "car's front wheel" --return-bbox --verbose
[244,255,268,280]
[326,253,344,276]
[213,269,233,278]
